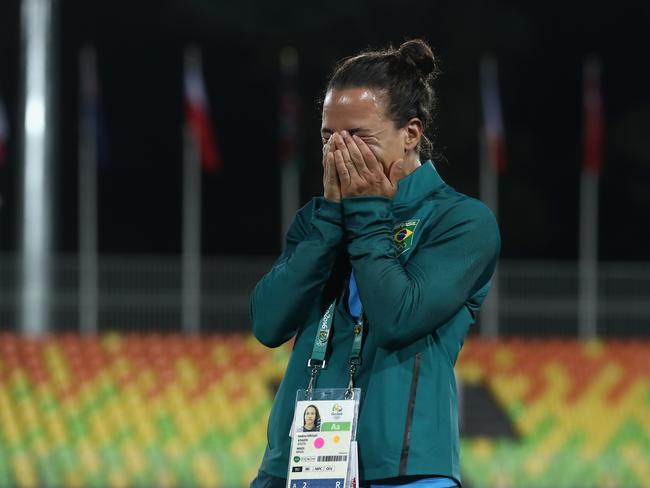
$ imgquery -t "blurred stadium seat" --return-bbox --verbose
[457,338,650,488]
[0,332,289,488]
[1,333,648,487]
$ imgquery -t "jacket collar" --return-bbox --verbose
[393,160,445,207]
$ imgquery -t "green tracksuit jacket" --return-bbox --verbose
[251,161,500,485]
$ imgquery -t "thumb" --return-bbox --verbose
[388,159,405,187]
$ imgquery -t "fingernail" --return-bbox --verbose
[341,130,349,138]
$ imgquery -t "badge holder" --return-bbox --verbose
[286,301,364,488]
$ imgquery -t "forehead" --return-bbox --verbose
[321,87,388,131]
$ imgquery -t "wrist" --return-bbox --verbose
[324,195,341,203]
[324,188,342,203]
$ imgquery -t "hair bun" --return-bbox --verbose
[398,39,437,78]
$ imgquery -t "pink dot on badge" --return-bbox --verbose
[314,437,325,449]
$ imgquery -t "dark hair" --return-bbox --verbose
[303,404,321,429]
[325,39,440,161]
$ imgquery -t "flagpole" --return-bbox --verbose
[182,46,202,335]
[279,47,300,250]
[79,45,99,335]
[578,170,599,340]
[578,58,603,341]
[20,0,55,336]
[478,56,502,339]
[479,130,499,339]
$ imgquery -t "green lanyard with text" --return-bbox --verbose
[306,300,364,399]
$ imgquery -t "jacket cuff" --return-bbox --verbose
[342,196,395,257]
[312,197,344,226]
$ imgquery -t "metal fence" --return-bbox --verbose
[0,255,648,336]
[496,260,650,336]
[0,254,273,332]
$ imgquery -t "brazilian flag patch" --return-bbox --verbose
[393,219,420,255]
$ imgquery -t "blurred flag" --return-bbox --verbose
[578,57,603,340]
[182,45,218,334]
[582,59,604,175]
[184,48,221,172]
[0,96,8,166]
[480,57,507,174]
[279,47,302,248]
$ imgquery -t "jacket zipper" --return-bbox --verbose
[399,352,422,475]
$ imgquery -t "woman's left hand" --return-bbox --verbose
[332,131,405,199]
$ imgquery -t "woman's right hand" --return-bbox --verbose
[322,135,342,203]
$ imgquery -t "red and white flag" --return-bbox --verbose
[0,96,8,166]
[480,57,506,174]
[582,59,604,175]
[184,49,221,172]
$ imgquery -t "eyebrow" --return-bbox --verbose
[321,127,369,135]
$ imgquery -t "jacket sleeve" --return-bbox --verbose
[342,195,500,350]
[250,197,344,348]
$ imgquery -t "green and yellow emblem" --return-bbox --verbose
[393,219,419,255]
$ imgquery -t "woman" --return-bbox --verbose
[250,39,500,488]
[296,405,321,433]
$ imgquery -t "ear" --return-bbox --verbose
[403,118,423,152]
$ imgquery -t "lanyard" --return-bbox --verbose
[306,299,364,399]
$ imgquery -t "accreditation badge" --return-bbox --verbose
[287,389,360,488]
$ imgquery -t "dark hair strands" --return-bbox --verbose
[324,39,441,161]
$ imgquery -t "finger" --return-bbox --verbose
[334,132,360,179]
[330,132,342,151]
[326,152,338,185]
[329,153,343,194]
[322,135,332,167]
[324,151,331,181]
[343,132,371,176]
[334,149,351,187]
[353,135,383,173]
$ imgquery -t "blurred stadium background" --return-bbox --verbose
[0,0,649,487]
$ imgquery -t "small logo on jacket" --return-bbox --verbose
[393,220,419,255]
